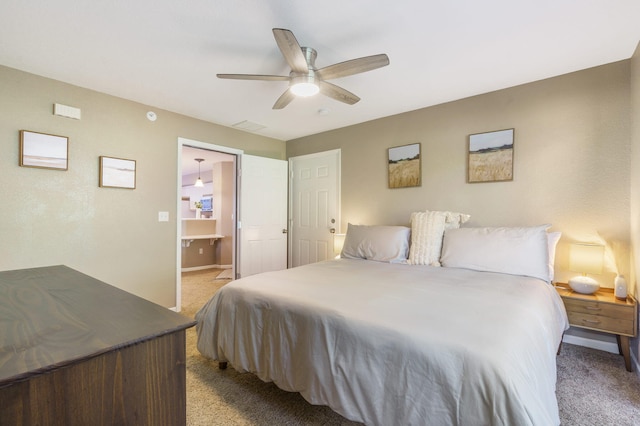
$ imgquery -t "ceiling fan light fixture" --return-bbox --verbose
[217,29,389,109]
[290,75,319,97]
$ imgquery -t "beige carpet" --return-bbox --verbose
[182,270,640,426]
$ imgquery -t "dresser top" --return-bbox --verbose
[0,265,196,386]
[554,282,636,307]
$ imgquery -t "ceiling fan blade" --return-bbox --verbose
[316,54,390,80]
[273,89,296,110]
[272,28,309,74]
[217,74,289,81]
[319,81,360,105]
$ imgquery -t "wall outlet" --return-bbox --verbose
[199,248,204,255]
[158,211,169,222]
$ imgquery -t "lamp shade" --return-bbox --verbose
[333,233,346,257]
[569,243,604,275]
[194,158,204,187]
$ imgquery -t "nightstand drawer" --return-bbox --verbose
[562,299,633,320]
[566,311,635,335]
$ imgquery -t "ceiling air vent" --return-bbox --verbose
[232,120,266,132]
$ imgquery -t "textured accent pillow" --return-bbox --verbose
[408,210,471,266]
[440,224,551,282]
[547,231,562,282]
[341,224,410,263]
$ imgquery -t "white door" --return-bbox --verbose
[239,155,288,278]
[289,150,341,267]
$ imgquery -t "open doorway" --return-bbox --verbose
[176,137,289,311]
[177,139,242,311]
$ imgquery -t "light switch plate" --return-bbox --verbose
[158,211,169,222]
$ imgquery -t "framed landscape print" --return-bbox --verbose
[99,156,136,189]
[19,130,69,170]
[388,143,421,188]
[467,128,514,183]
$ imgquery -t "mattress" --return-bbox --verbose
[196,258,569,425]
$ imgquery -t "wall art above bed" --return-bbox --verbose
[467,128,514,183]
[388,142,421,188]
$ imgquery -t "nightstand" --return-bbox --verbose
[555,283,637,371]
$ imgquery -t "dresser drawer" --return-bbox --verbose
[563,299,634,320]
[566,311,635,335]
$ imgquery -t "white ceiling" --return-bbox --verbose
[182,145,234,176]
[1,1,639,142]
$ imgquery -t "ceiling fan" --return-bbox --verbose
[217,28,390,109]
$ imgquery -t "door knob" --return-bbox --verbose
[282,229,288,234]
[330,228,336,234]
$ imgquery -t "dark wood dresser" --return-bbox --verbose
[0,265,196,425]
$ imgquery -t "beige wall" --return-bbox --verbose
[0,65,285,307]
[629,42,640,363]
[181,219,218,269]
[288,60,631,289]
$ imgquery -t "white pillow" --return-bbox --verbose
[341,224,410,263]
[440,225,551,282]
[408,210,470,266]
[547,231,562,282]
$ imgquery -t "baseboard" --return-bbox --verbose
[632,351,640,378]
[181,264,231,272]
[562,334,619,354]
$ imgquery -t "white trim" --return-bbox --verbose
[289,148,342,161]
[181,264,232,272]
[176,137,243,312]
[562,334,619,354]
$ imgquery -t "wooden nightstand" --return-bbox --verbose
[555,283,637,371]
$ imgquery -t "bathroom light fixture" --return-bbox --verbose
[194,158,204,187]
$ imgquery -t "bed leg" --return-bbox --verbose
[218,361,228,370]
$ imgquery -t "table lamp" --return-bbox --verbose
[333,233,346,258]
[568,243,604,294]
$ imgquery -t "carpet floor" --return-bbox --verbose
[181,269,640,426]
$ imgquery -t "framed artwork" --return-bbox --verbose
[467,128,514,183]
[19,130,69,170]
[388,143,421,188]
[99,156,136,189]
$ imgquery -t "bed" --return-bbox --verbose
[196,216,569,425]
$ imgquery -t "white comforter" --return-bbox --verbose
[196,259,569,425]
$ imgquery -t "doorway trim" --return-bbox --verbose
[176,137,243,312]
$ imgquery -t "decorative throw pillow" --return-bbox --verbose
[408,210,471,266]
[440,224,551,282]
[341,224,411,263]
